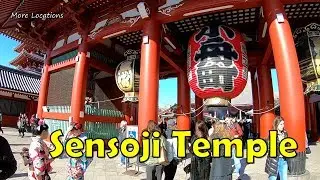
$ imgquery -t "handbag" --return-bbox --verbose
[44,172,51,180]
[306,147,311,154]
[183,163,191,174]
[158,147,169,166]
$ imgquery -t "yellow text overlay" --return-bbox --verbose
[49,130,297,163]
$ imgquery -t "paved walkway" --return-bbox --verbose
[2,127,320,180]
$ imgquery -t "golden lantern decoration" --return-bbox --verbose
[294,23,320,94]
[115,49,140,102]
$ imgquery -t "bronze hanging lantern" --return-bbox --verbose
[294,23,320,95]
[115,49,140,102]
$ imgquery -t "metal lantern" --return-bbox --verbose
[294,23,320,94]
[115,49,140,102]
[187,25,248,106]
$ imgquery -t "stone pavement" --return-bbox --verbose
[1,127,320,180]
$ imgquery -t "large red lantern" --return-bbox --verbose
[187,25,248,106]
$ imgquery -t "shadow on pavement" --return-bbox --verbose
[9,172,28,178]
[7,143,30,146]
[239,174,251,180]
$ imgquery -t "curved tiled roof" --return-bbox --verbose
[10,50,44,66]
[0,65,40,95]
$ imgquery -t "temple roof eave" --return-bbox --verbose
[0,65,41,95]
[10,50,44,66]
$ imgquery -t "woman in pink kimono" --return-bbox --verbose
[28,124,54,180]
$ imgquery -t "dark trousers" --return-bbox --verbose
[164,160,178,180]
[146,164,164,180]
[18,128,25,137]
[0,123,3,133]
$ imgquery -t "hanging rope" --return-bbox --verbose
[166,99,209,116]
[194,105,206,117]
[90,95,124,104]
[227,100,280,115]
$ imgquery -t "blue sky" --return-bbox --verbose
[0,34,279,107]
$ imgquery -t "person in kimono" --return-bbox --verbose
[28,124,54,180]
[63,123,91,180]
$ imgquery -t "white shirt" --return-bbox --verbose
[165,138,178,162]
[208,128,214,136]
[165,128,178,162]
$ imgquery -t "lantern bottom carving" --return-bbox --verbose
[122,92,139,102]
[305,79,320,95]
[205,97,230,107]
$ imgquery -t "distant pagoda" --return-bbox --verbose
[10,43,44,75]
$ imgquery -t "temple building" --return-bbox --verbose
[0,41,45,126]
[10,43,45,75]
[0,64,40,127]
[0,0,319,177]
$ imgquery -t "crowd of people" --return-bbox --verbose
[117,115,296,180]
[0,111,311,180]
[16,113,45,138]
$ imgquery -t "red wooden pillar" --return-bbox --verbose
[195,95,203,121]
[138,19,161,137]
[122,102,132,125]
[257,65,275,139]
[177,71,191,130]
[250,69,260,135]
[310,103,318,142]
[37,49,51,119]
[70,33,89,127]
[263,0,306,175]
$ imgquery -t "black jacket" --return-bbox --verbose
[265,131,288,176]
[0,136,17,179]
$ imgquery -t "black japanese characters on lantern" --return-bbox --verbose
[194,26,238,67]
[188,24,247,100]
[197,60,238,92]
[193,25,239,92]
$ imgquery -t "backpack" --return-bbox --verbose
[20,148,31,166]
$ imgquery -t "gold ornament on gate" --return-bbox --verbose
[205,97,230,107]
[294,23,320,94]
[115,49,140,102]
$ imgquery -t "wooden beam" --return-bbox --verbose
[256,11,268,48]
[0,1,24,28]
[89,58,115,75]
[162,30,183,56]
[89,20,145,42]
[50,41,79,58]
[48,59,76,73]
[280,0,320,4]
[85,115,122,123]
[43,112,70,120]
[160,48,184,74]
[155,0,261,24]
[45,12,72,30]
[89,0,262,42]
[260,43,272,65]
[248,50,264,68]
